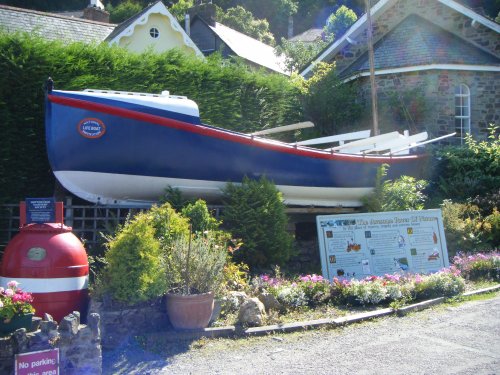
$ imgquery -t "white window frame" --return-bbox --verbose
[454,84,471,144]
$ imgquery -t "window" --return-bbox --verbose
[454,84,470,144]
[149,27,159,39]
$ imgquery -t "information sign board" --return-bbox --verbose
[26,198,56,224]
[316,209,449,280]
[15,348,59,375]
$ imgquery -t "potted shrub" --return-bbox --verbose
[165,230,228,329]
[0,281,35,335]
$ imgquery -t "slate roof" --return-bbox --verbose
[341,14,500,77]
[288,28,324,43]
[207,21,288,75]
[0,5,115,43]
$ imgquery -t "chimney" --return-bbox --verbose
[185,13,190,35]
[83,6,110,23]
[188,2,216,27]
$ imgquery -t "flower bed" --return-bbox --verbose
[213,252,499,327]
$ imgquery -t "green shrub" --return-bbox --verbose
[147,202,191,249]
[222,176,294,269]
[432,125,500,203]
[102,213,166,305]
[441,200,493,257]
[363,164,428,212]
[301,62,362,136]
[181,199,220,233]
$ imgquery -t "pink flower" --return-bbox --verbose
[7,281,19,289]
[5,289,14,297]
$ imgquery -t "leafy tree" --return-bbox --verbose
[107,0,142,23]
[275,37,328,73]
[301,62,362,135]
[168,0,195,20]
[217,6,276,45]
[324,5,357,41]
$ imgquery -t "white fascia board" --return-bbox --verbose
[300,0,394,78]
[341,64,500,82]
[107,2,205,58]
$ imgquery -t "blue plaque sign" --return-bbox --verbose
[26,198,56,224]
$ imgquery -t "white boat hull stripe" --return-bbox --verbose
[0,276,88,293]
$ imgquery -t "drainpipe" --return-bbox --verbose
[185,14,190,36]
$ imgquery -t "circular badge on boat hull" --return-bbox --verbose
[77,118,106,139]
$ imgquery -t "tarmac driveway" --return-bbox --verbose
[103,293,500,374]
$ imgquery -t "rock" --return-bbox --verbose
[59,313,80,337]
[87,313,101,339]
[229,291,248,306]
[258,291,282,312]
[238,298,266,327]
[43,313,54,322]
[209,299,222,325]
[40,319,58,334]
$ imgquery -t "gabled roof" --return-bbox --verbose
[0,4,115,43]
[341,14,499,78]
[300,0,500,78]
[105,0,203,57]
[202,19,288,75]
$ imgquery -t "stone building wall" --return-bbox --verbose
[357,69,499,139]
[335,0,499,73]
[0,312,101,375]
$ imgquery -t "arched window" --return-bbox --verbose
[454,84,470,144]
[149,27,159,39]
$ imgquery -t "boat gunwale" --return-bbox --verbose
[47,92,427,164]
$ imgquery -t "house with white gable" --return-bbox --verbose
[105,0,203,57]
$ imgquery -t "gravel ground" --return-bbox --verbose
[103,293,500,375]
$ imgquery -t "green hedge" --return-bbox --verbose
[0,32,302,202]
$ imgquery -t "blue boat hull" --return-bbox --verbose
[45,90,427,206]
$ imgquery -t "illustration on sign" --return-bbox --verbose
[316,209,449,281]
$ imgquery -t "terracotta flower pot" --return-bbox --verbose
[166,292,214,330]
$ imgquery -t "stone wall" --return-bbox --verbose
[88,297,169,350]
[356,70,499,139]
[0,312,101,375]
